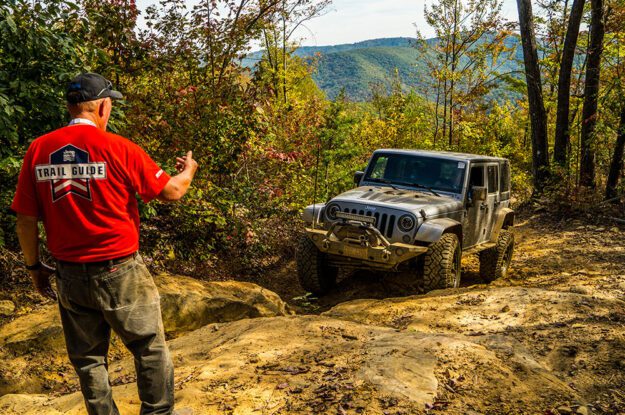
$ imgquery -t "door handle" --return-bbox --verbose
[479,203,487,210]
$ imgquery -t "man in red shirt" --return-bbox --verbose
[12,73,197,415]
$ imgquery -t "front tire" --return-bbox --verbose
[423,233,462,291]
[479,229,514,282]
[296,235,338,295]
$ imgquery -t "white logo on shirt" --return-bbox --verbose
[63,150,76,162]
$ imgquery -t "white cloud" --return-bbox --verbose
[135,0,519,47]
[293,0,519,46]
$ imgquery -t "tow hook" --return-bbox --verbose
[382,250,391,261]
[359,235,369,247]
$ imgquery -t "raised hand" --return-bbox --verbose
[175,151,198,174]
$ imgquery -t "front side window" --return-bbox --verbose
[369,156,388,179]
[364,153,466,194]
[469,165,484,187]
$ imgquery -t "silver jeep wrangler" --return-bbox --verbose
[297,149,515,295]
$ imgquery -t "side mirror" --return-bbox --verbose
[471,186,487,202]
[354,171,364,185]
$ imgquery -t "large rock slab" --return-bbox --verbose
[0,314,579,414]
[323,286,624,335]
[324,286,625,412]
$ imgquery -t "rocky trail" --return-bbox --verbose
[0,212,624,414]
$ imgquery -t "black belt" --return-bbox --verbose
[56,252,137,269]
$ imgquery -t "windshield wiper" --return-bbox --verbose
[366,177,399,190]
[395,181,441,197]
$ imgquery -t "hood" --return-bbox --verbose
[331,186,464,217]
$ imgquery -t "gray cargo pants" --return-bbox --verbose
[55,253,174,415]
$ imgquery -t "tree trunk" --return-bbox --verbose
[606,106,625,199]
[553,0,585,166]
[442,77,448,142]
[449,0,458,148]
[516,0,550,191]
[442,40,451,143]
[579,0,605,188]
[433,77,442,146]
[448,81,454,147]
[282,7,288,104]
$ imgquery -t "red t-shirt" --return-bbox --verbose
[11,124,171,262]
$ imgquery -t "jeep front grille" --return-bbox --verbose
[343,207,395,238]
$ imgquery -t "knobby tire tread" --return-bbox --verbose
[296,236,337,295]
[479,229,514,282]
[423,233,460,291]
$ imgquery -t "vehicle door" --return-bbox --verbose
[483,163,500,241]
[463,163,487,247]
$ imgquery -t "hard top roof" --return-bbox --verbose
[373,149,508,162]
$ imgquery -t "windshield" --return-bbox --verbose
[364,153,466,194]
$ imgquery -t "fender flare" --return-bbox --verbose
[414,218,463,245]
[489,208,515,242]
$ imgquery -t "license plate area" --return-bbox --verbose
[342,244,369,259]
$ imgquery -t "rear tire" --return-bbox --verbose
[296,235,338,295]
[479,229,514,282]
[423,233,461,291]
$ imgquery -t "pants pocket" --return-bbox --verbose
[100,261,159,310]
[55,275,73,310]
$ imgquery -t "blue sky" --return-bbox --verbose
[136,0,520,46]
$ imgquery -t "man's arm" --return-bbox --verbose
[157,151,198,202]
[16,213,39,265]
[16,214,39,265]
[16,214,56,299]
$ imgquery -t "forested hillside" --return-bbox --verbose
[245,36,525,100]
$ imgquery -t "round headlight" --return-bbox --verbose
[326,203,341,220]
[398,214,416,232]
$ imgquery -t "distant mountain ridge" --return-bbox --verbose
[293,37,417,57]
[244,36,523,101]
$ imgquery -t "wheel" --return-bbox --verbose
[479,229,514,282]
[296,235,338,295]
[423,233,461,291]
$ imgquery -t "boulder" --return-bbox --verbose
[0,305,63,353]
[155,275,294,335]
[0,300,15,317]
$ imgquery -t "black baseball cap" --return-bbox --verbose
[66,73,123,104]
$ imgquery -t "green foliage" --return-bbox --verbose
[0,0,102,248]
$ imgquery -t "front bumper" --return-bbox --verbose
[305,219,427,269]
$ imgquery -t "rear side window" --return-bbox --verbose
[500,161,510,192]
[487,165,498,193]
